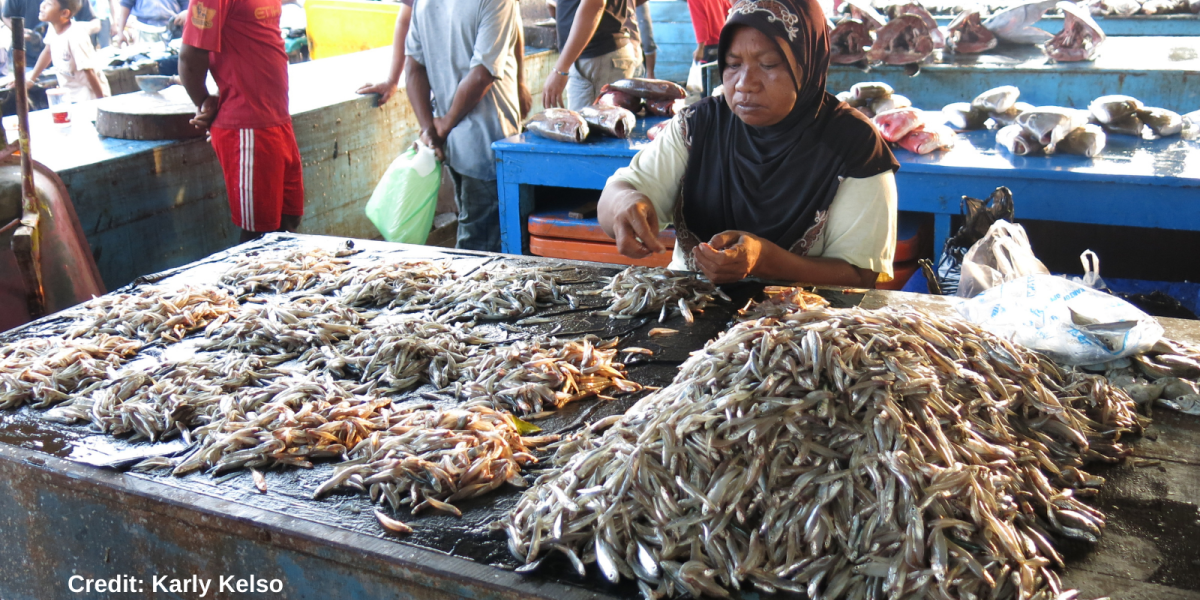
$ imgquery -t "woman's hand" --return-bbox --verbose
[692,231,773,284]
[607,190,666,259]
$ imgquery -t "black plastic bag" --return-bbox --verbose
[919,186,1015,296]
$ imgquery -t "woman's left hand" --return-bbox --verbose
[692,231,772,284]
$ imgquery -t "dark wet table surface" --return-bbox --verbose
[1,235,1198,599]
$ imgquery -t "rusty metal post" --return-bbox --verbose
[10,17,44,318]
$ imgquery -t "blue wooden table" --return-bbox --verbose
[493,119,1200,259]
[826,37,1200,111]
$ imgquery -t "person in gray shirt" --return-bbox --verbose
[406,0,522,252]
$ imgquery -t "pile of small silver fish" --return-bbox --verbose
[327,261,452,309]
[307,315,489,393]
[314,403,559,527]
[220,248,354,296]
[456,336,643,415]
[202,296,372,357]
[0,335,142,409]
[598,266,729,324]
[45,352,292,443]
[506,305,1141,599]
[420,262,573,322]
[68,285,240,343]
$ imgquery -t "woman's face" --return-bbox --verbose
[722,26,799,127]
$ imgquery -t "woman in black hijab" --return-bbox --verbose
[598,0,899,286]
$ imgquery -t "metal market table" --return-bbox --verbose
[493,123,1200,260]
[0,233,1198,599]
[825,37,1200,110]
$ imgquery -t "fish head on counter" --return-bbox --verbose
[1015,107,1090,148]
[945,8,998,53]
[971,85,1021,114]
[996,123,1046,155]
[873,107,925,142]
[899,124,956,154]
[866,15,936,68]
[523,108,591,143]
[897,3,947,48]
[830,18,873,64]
[983,0,1056,44]
[1138,107,1184,137]
[1088,94,1143,124]
[1056,123,1107,157]
[842,0,889,30]
[1044,1,1106,61]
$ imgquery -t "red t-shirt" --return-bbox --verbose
[182,0,290,130]
[687,0,732,47]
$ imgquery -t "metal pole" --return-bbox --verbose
[10,17,45,317]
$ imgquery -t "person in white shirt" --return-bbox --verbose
[26,0,111,102]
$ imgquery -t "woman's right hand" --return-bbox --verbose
[607,190,666,258]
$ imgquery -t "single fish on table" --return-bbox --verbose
[1138,107,1183,137]
[595,87,643,113]
[899,123,956,154]
[942,101,990,130]
[997,123,1046,155]
[1182,109,1200,140]
[873,107,925,142]
[1015,106,1090,148]
[983,0,1056,44]
[971,85,1021,114]
[578,105,637,138]
[871,93,911,114]
[524,109,590,143]
[644,98,681,117]
[1044,1,1106,62]
[945,7,998,53]
[866,14,936,72]
[897,3,946,49]
[842,0,889,30]
[603,78,687,101]
[829,18,872,65]
[1056,123,1107,157]
[850,81,894,103]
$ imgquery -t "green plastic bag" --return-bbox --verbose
[365,143,441,244]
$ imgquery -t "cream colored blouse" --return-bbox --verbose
[608,114,899,282]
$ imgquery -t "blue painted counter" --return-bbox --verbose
[827,37,1200,111]
[932,13,1200,36]
[493,119,1200,261]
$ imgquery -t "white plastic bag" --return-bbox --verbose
[1069,250,1106,289]
[364,142,441,244]
[957,220,1050,298]
[686,61,703,93]
[957,274,1164,365]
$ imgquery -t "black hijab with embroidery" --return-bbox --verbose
[679,0,898,256]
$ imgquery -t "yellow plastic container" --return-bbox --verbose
[305,0,400,60]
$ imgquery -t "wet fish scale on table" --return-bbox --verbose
[506,302,1143,599]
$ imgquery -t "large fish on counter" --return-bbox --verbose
[945,7,998,53]
[866,14,937,74]
[830,19,873,65]
[524,109,590,143]
[983,0,1056,44]
[1043,1,1106,61]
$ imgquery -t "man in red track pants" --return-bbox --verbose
[178,0,304,243]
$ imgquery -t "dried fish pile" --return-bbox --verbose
[220,248,353,295]
[68,285,239,343]
[203,296,372,356]
[422,263,571,322]
[307,316,489,393]
[314,403,559,521]
[457,336,642,415]
[507,307,1141,599]
[598,267,728,324]
[0,335,142,409]
[45,353,292,442]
